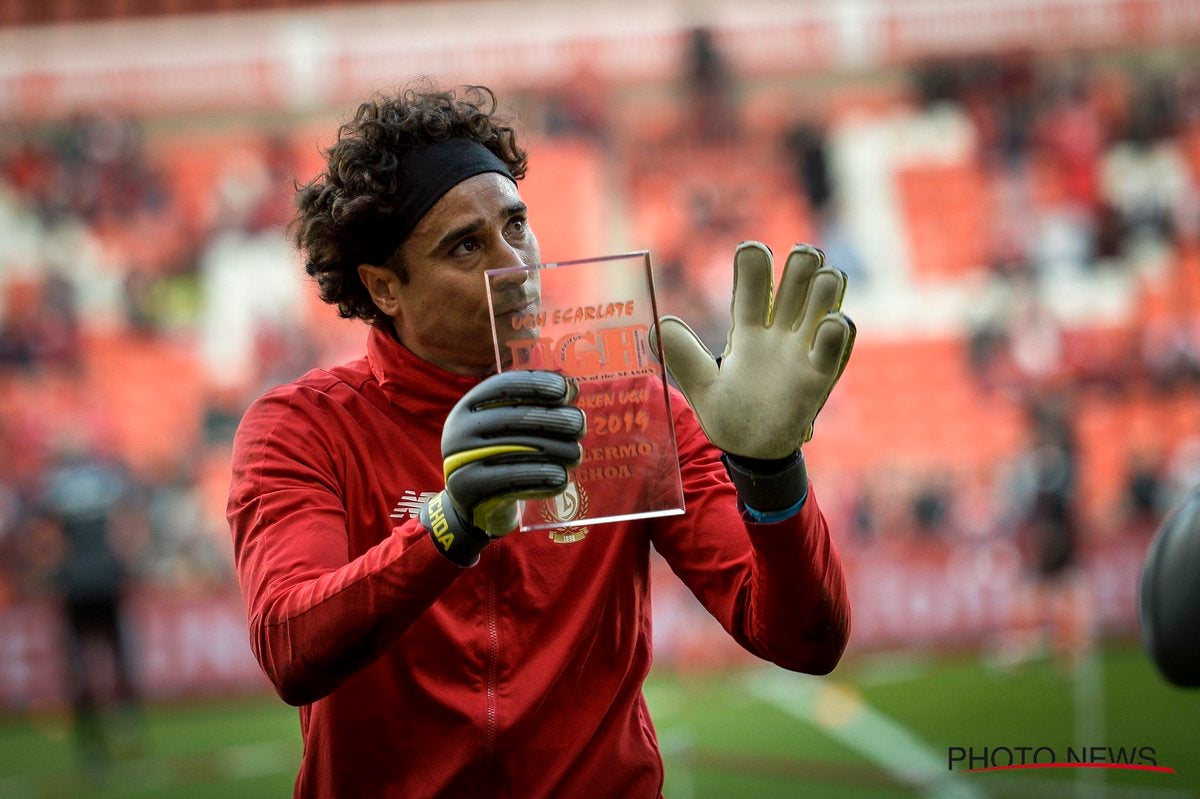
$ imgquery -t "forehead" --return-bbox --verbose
[408,172,524,242]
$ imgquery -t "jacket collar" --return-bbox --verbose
[365,325,482,414]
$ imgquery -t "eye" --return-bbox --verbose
[452,238,480,256]
[508,216,528,235]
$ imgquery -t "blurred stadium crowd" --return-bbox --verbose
[0,7,1199,698]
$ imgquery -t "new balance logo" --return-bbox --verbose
[391,490,438,520]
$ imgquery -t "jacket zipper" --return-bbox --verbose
[485,563,499,760]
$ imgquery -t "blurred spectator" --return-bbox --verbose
[917,53,1037,168]
[683,26,739,143]
[993,393,1091,672]
[541,60,610,141]
[964,268,1016,387]
[1008,285,1064,384]
[39,270,82,367]
[1123,449,1169,536]
[0,284,37,369]
[33,435,147,772]
[782,120,867,284]
[201,387,246,445]
[850,479,876,545]
[784,123,833,215]
[911,58,964,108]
[1092,200,1129,261]
[1035,77,1105,212]
[0,477,24,608]
[911,472,952,539]
[1014,395,1080,578]
[0,274,81,372]
[1141,314,1200,389]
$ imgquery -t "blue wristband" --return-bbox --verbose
[743,483,809,524]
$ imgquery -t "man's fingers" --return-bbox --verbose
[443,430,583,483]
[772,244,822,330]
[796,268,847,341]
[462,370,576,411]
[468,406,587,442]
[448,461,571,511]
[656,316,719,397]
[810,313,854,375]
[443,372,586,472]
[731,242,775,329]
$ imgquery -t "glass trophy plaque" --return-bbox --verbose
[486,252,685,537]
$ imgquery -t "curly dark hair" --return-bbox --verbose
[293,83,528,326]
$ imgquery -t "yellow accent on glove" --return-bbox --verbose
[442,445,540,482]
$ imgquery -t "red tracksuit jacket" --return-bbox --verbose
[227,326,850,798]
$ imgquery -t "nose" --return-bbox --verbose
[492,269,535,305]
[490,259,528,290]
[489,256,539,311]
[491,238,528,272]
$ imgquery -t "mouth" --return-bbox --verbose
[494,299,541,318]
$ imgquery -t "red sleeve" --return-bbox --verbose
[651,396,850,674]
[227,385,463,706]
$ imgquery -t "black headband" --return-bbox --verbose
[389,138,516,250]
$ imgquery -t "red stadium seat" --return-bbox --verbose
[896,161,991,281]
[82,333,205,475]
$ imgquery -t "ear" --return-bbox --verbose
[358,264,402,318]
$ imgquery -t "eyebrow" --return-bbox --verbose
[428,201,529,256]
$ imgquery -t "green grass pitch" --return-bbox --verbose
[1,641,1196,798]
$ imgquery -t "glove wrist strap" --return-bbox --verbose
[722,450,808,521]
[420,491,491,567]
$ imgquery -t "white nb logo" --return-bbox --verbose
[391,489,438,520]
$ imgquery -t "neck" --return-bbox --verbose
[387,321,497,377]
[432,357,497,377]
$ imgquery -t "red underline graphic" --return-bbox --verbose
[966,763,1178,775]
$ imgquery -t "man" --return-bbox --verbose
[228,83,855,798]
[38,436,143,771]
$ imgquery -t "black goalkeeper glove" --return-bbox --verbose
[420,371,586,566]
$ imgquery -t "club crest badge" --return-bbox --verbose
[541,479,590,544]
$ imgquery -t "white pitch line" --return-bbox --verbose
[746,670,989,799]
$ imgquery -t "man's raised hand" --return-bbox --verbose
[655,242,854,460]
